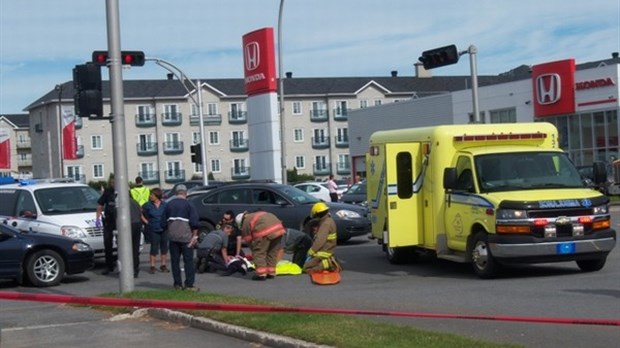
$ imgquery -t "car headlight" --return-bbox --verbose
[593,204,608,215]
[335,209,362,219]
[72,242,92,252]
[61,225,89,239]
[496,209,527,220]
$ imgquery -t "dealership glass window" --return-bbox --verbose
[209,131,219,145]
[292,101,302,115]
[581,113,594,150]
[293,128,303,142]
[568,113,581,150]
[489,108,516,123]
[295,156,305,169]
[91,135,102,150]
[210,159,221,173]
[93,164,104,179]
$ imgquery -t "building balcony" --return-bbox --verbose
[230,138,249,152]
[16,141,31,149]
[310,109,328,122]
[75,117,83,129]
[313,164,331,176]
[136,114,157,127]
[76,145,85,158]
[139,171,159,185]
[334,135,349,148]
[231,167,251,180]
[137,142,158,156]
[17,158,32,167]
[333,108,350,121]
[161,112,182,126]
[190,114,222,126]
[311,137,330,149]
[228,111,248,124]
[66,174,86,184]
[336,161,351,175]
[162,141,184,155]
[164,169,186,183]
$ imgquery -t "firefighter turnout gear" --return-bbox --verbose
[238,212,285,279]
[303,213,341,273]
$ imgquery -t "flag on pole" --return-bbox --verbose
[0,128,10,169]
[62,110,77,160]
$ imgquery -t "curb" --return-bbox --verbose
[146,308,333,348]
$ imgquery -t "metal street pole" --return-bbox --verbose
[463,45,481,123]
[147,58,208,186]
[105,0,134,292]
[55,84,64,178]
[278,0,287,184]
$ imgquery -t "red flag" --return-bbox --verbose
[62,110,77,160]
[0,128,9,169]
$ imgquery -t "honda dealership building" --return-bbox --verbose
[348,54,620,177]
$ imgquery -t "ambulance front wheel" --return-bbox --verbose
[470,232,499,279]
[385,246,410,264]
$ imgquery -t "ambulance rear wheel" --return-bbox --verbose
[470,232,499,279]
[386,246,410,264]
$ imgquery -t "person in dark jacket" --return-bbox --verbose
[129,195,142,278]
[96,175,117,275]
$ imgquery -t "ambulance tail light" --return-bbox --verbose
[454,133,547,142]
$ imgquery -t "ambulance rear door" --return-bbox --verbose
[385,143,424,247]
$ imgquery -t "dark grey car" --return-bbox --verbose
[340,181,367,206]
[187,182,370,241]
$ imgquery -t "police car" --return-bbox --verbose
[0,179,106,257]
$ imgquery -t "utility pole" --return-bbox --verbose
[278,0,287,184]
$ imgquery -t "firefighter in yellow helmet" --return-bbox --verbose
[303,202,342,273]
[236,211,285,280]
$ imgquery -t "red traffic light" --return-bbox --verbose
[91,50,145,67]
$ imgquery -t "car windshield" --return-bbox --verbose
[34,186,101,214]
[347,182,366,194]
[282,186,320,204]
[475,152,585,193]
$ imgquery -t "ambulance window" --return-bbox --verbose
[396,152,413,199]
[455,156,474,192]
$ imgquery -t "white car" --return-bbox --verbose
[293,182,331,202]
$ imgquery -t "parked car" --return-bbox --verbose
[0,222,94,287]
[293,182,331,202]
[187,182,370,241]
[164,180,225,201]
[341,180,367,206]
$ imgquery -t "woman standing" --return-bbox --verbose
[141,188,169,274]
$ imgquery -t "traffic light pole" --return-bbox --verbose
[460,45,481,123]
[105,0,134,293]
[147,58,208,186]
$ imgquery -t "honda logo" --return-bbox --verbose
[536,73,561,105]
[244,42,260,71]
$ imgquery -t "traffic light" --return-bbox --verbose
[190,143,202,164]
[91,50,145,66]
[73,63,103,118]
[418,44,460,70]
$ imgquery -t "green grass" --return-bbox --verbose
[97,290,521,348]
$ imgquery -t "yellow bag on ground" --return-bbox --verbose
[276,260,303,275]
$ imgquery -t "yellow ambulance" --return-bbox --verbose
[366,122,616,278]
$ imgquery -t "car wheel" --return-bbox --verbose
[576,257,607,272]
[25,249,65,287]
[469,232,499,279]
[198,221,215,235]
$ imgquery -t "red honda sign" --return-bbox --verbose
[242,28,277,96]
[531,59,576,117]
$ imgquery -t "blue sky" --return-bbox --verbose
[1,0,619,114]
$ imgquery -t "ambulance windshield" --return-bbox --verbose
[475,152,585,193]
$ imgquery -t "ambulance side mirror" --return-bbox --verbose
[592,161,607,185]
[443,168,458,190]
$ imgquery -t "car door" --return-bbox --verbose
[0,226,23,278]
[250,188,304,230]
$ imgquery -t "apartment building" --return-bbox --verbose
[0,114,32,179]
[24,69,512,187]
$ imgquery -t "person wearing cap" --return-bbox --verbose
[236,211,285,280]
[161,184,200,291]
[303,202,341,273]
[195,223,234,273]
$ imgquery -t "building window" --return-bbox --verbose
[359,99,369,109]
[294,128,304,142]
[93,164,104,178]
[374,99,383,106]
[209,131,220,145]
[66,166,83,182]
[194,162,202,174]
[163,104,179,120]
[211,159,221,173]
[489,108,516,123]
[91,135,102,149]
[314,155,328,170]
[295,156,305,169]
[192,131,200,144]
[292,101,302,115]
[207,103,218,116]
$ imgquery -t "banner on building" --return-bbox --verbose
[0,128,10,169]
[531,59,576,117]
[62,109,77,160]
[242,27,277,96]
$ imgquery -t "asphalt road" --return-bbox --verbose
[1,207,619,348]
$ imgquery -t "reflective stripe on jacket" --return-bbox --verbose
[241,212,285,243]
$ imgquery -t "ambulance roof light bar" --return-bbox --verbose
[454,133,547,142]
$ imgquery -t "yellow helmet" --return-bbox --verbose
[311,202,329,217]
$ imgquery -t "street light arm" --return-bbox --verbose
[147,57,199,106]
